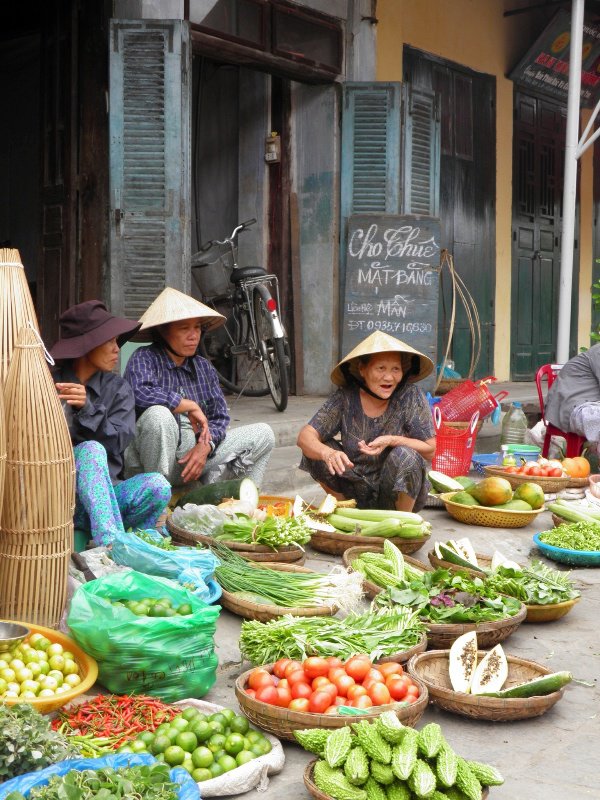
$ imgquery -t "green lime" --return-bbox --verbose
[154,753,165,763]
[181,759,195,775]
[207,720,224,736]
[164,745,186,766]
[158,597,173,607]
[125,600,138,612]
[192,768,213,782]
[209,713,229,728]
[236,750,256,766]
[171,717,190,732]
[191,721,212,742]
[138,731,155,746]
[250,743,265,758]
[151,734,172,755]
[220,708,236,723]
[217,755,238,773]
[208,762,224,778]
[207,734,226,754]
[245,729,260,743]
[148,604,169,617]
[181,707,199,722]
[213,749,226,761]
[224,733,245,756]
[167,727,181,743]
[117,746,133,753]
[191,746,213,769]
[154,724,170,736]
[130,739,147,753]
[163,607,177,617]
[230,715,250,735]
[256,737,272,755]
[176,603,193,616]
[176,731,198,753]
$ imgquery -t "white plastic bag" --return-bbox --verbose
[173,698,285,796]
[525,420,565,458]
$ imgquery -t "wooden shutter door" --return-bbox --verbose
[109,20,191,319]
[402,84,440,216]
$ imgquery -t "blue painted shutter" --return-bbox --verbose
[109,20,191,319]
[402,84,440,216]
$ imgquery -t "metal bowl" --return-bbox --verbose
[0,621,30,654]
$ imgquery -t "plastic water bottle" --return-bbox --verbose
[501,401,528,446]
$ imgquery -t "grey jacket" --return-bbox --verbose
[544,345,600,431]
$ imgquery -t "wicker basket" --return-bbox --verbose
[424,603,527,649]
[342,545,431,599]
[427,550,492,576]
[524,596,580,622]
[0,390,5,521]
[0,249,40,385]
[0,327,75,628]
[424,492,447,509]
[218,563,338,622]
[435,377,465,395]
[407,649,566,721]
[438,492,545,528]
[235,664,428,741]
[483,465,588,492]
[310,528,429,557]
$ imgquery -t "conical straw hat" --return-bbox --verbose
[138,287,226,333]
[0,248,40,385]
[331,331,434,386]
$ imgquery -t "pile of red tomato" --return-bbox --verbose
[244,655,420,714]
[504,456,590,479]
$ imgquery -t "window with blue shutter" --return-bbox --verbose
[402,84,440,216]
[109,20,191,319]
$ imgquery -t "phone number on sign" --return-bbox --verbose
[347,320,433,333]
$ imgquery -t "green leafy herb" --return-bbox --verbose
[485,561,579,605]
[217,514,311,548]
[539,522,600,552]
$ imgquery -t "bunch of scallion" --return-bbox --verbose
[211,543,363,612]
[239,607,424,665]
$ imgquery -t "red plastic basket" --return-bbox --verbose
[436,377,508,422]
[431,407,480,477]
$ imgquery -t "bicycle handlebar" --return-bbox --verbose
[197,219,257,252]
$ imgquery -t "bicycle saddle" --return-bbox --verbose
[230,266,267,283]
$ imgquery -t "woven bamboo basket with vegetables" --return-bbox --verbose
[342,546,432,600]
[428,549,493,576]
[408,650,567,721]
[312,507,431,556]
[483,465,588,491]
[0,326,76,628]
[425,603,527,650]
[310,528,429,557]
[524,596,581,622]
[439,492,544,528]
[235,664,428,741]
[0,248,40,385]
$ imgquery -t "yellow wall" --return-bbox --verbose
[376,0,594,376]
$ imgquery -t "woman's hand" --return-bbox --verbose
[179,440,210,482]
[322,447,354,476]
[187,405,210,446]
[56,382,87,409]
[359,435,436,461]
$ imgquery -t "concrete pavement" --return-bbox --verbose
[206,386,600,800]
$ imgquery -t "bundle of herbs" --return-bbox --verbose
[239,606,425,664]
[485,561,580,606]
[216,514,312,549]
[373,567,522,623]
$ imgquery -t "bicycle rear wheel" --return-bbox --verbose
[253,287,289,412]
[199,296,270,397]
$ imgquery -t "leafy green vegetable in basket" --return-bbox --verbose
[0,703,79,781]
[539,522,600,552]
[485,561,580,605]
[217,514,312,548]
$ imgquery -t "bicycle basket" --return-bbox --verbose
[191,242,233,299]
[436,377,508,422]
[431,407,480,477]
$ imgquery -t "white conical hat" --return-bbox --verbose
[138,287,225,332]
[331,331,434,386]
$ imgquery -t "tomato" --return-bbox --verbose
[333,674,356,697]
[319,682,338,703]
[365,668,385,683]
[308,691,332,714]
[277,678,289,690]
[275,686,292,707]
[288,698,310,712]
[312,676,331,690]
[273,658,291,679]
[368,682,391,706]
[328,667,347,683]
[283,661,303,678]
[324,705,339,715]
[504,466,518,474]
[378,662,403,679]
[406,684,420,699]
[352,695,373,709]
[303,657,330,680]
[344,655,372,682]
[287,669,308,687]
[248,670,274,691]
[325,656,344,669]
[290,681,312,700]
[245,689,256,698]
[404,694,418,704]
[549,467,563,477]
[334,696,346,706]
[255,685,279,705]
[386,675,409,701]
[346,684,367,701]
[527,466,542,476]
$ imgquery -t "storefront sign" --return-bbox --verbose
[509,9,600,107]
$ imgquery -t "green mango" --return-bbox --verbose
[455,476,476,490]
[494,499,532,511]
[451,491,480,506]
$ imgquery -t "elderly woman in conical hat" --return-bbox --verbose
[123,287,275,488]
[297,332,435,511]
[50,300,171,547]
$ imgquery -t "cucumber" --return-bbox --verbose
[437,542,486,573]
[479,671,572,698]
[428,470,464,493]
[176,477,259,508]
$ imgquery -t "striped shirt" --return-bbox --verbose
[124,344,230,446]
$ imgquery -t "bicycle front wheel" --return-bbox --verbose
[253,287,289,412]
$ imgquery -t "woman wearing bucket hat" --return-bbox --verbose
[297,331,436,511]
[123,287,275,488]
[51,300,171,547]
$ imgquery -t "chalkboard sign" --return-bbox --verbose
[342,214,441,392]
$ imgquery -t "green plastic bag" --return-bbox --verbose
[67,570,220,702]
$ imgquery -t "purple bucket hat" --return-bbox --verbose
[49,300,141,360]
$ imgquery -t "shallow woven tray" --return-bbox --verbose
[439,492,545,528]
[483,465,588,492]
[342,545,431,599]
[427,549,492,576]
[218,563,337,621]
[408,649,566,721]
[303,759,489,800]
[424,602,527,649]
[424,492,447,509]
[235,664,428,741]
[166,516,305,563]
[524,595,581,622]
[309,527,429,557]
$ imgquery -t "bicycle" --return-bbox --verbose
[191,219,290,412]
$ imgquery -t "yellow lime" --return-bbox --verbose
[192,768,213,782]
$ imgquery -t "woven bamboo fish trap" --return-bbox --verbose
[0,249,40,386]
[0,326,75,627]
[0,389,5,517]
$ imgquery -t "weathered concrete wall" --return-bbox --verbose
[113,0,184,19]
[291,83,339,395]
